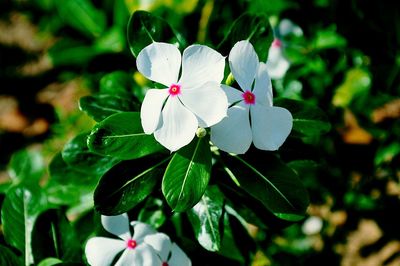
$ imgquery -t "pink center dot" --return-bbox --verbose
[168,84,181,96]
[126,239,137,249]
[242,90,256,105]
[162,262,169,266]
[272,39,282,48]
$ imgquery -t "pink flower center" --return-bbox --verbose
[162,262,169,266]
[242,90,256,105]
[272,39,282,48]
[168,84,181,96]
[126,239,137,249]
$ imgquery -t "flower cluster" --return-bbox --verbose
[85,213,191,266]
[137,40,292,154]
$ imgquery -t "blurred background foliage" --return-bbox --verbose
[0,0,400,265]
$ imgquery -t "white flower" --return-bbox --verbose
[211,40,293,154]
[145,233,191,266]
[266,38,290,80]
[137,42,228,152]
[85,214,158,266]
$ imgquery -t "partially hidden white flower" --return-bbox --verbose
[211,40,293,154]
[144,233,191,266]
[85,213,158,266]
[266,38,290,80]
[137,42,228,152]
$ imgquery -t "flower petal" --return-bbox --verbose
[136,42,181,86]
[229,40,259,91]
[115,244,158,266]
[101,214,131,241]
[144,233,172,262]
[179,45,225,89]
[180,81,228,127]
[154,97,198,152]
[141,89,169,134]
[85,237,125,266]
[222,84,243,105]
[210,105,252,154]
[131,221,157,242]
[169,243,191,266]
[251,105,293,151]
[265,45,290,80]
[253,62,273,107]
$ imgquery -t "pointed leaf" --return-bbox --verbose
[87,112,165,160]
[187,186,224,251]
[0,245,21,266]
[94,155,170,215]
[162,136,211,212]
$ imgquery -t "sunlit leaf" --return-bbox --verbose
[8,148,45,183]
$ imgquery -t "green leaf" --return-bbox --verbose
[37,258,63,266]
[223,152,309,221]
[79,94,139,122]
[99,71,133,96]
[218,13,274,62]
[62,133,120,176]
[88,112,165,160]
[162,136,211,212]
[48,39,99,67]
[275,98,331,137]
[0,245,22,266]
[375,142,400,165]
[32,209,81,263]
[138,198,166,229]
[217,213,245,263]
[94,155,170,215]
[1,184,47,265]
[187,186,224,251]
[94,27,126,53]
[127,10,185,57]
[8,149,45,184]
[56,0,106,38]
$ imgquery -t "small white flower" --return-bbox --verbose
[137,42,228,152]
[145,233,191,266]
[211,40,293,154]
[266,38,290,80]
[85,214,158,266]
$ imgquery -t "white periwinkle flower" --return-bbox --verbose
[266,38,290,80]
[145,233,191,266]
[211,40,293,154]
[137,42,228,152]
[85,214,158,266]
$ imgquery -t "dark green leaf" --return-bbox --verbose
[1,184,47,265]
[88,112,165,160]
[94,155,170,215]
[79,94,138,122]
[113,0,130,28]
[275,98,331,137]
[217,213,245,263]
[187,186,224,251]
[99,71,133,96]
[162,136,211,212]
[218,13,274,62]
[138,198,166,229]
[8,149,45,183]
[48,39,99,67]
[127,10,185,57]
[0,245,21,266]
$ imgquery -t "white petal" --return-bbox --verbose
[229,40,259,91]
[140,89,169,134]
[169,243,191,266]
[101,214,131,241]
[115,244,158,266]
[154,97,198,152]
[136,42,181,86]
[266,46,290,80]
[279,19,303,37]
[179,45,225,89]
[144,233,172,262]
[131,221,157,242]
[251,105,293,151]
[210,105,252,154]
[221,84,243,105]
[253,62,273,107]
[85,237,125,266]
[180,82,228,127]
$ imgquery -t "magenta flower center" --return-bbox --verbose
[272,39,282,48]
[242,90,256,105]
[168,84,181,96]
[162,262,169,266]
[126,239,137,249]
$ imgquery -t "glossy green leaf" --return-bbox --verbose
[187,186,224,251]
[127,10,185,57]
[56,0,106,38]
[162,136,211,212]
[223,152,309,221]
[0,245,21,266]
[275,98,331,137]
[1,184,47,265]
[37,258,63,266]
[138,198,166,229]
[218,13,274,62]
[217,213,245,263]
[94,155,170,215]
[88,112,165,160]
[8,148,45,183]
[32,209,81,263]
[99,71,133,96]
